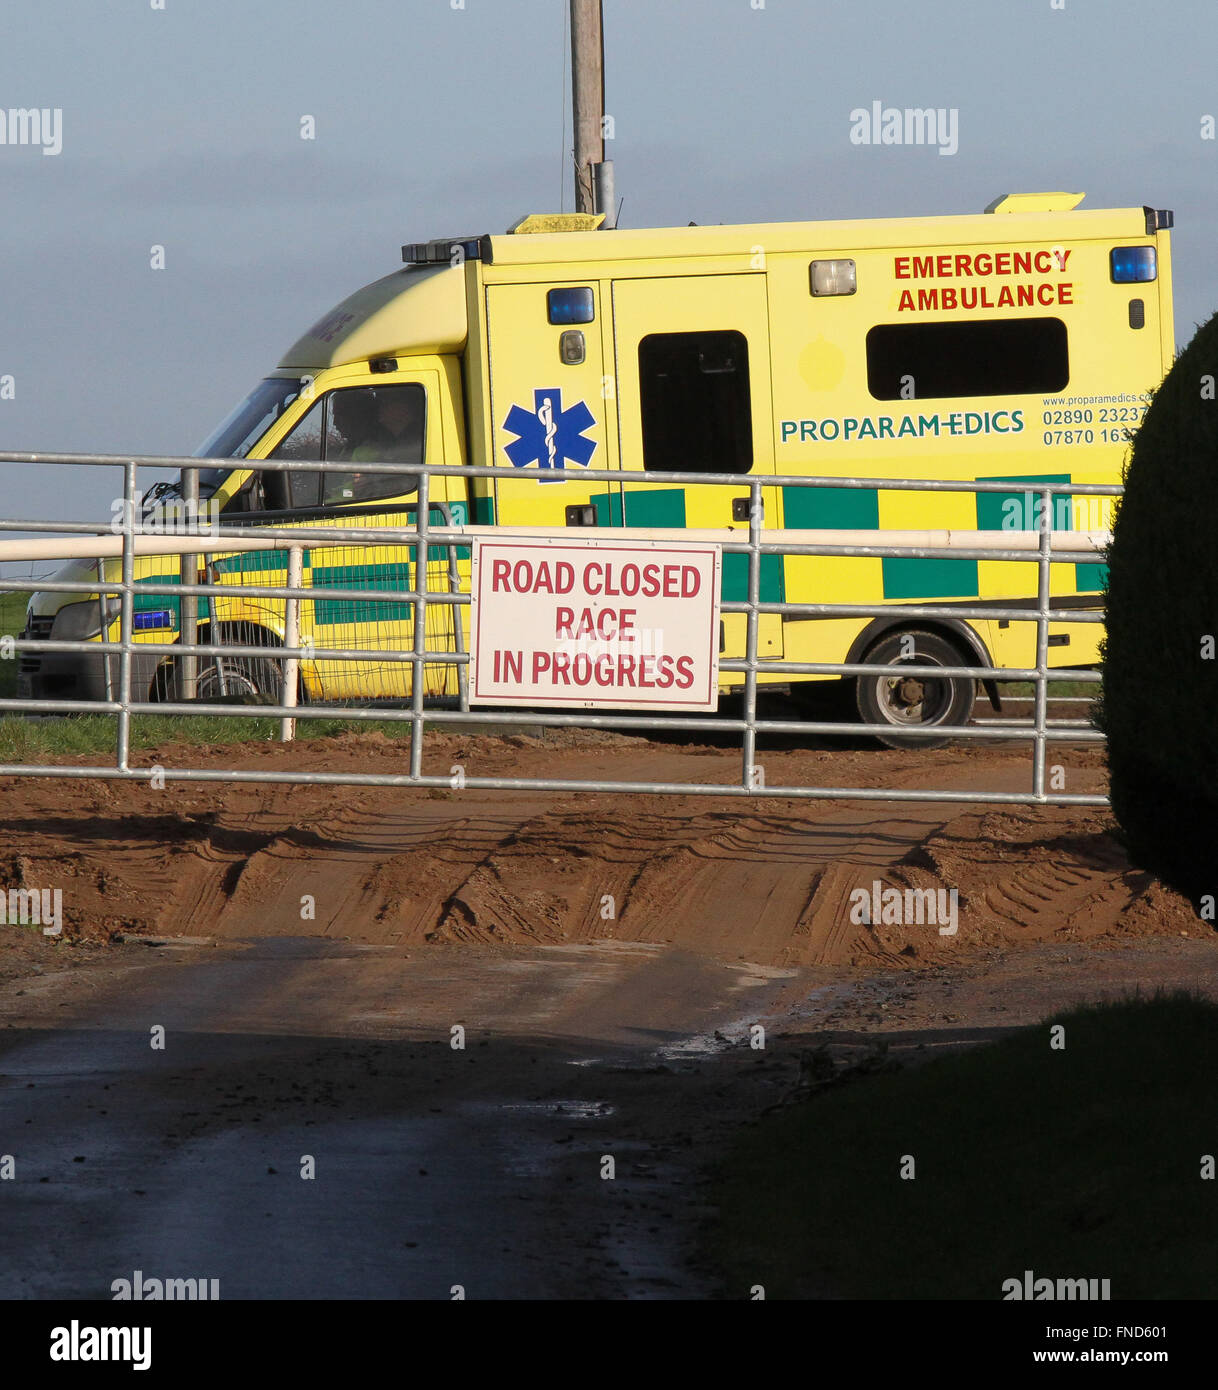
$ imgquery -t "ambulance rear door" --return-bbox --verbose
[611,274,783,659]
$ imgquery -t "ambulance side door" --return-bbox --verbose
[486,282,617,527]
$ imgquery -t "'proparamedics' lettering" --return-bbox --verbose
[780,410,1024,443]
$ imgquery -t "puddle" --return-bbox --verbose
[537,942,663,957]
[654,1034,731,1060]
[494,1100,616,1120]
[654,1010,768,1061]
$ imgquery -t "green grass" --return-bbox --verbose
[998,679,1097,701]
[0,584,435,760]
[709,993,1218,1299]
[0,589,30,699]
[0,713,426,764]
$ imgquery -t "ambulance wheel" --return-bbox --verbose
[854,630,975,750]
[151,633,284,704]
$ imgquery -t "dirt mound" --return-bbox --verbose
[899,807,1197,948]
[0,730,1201,976]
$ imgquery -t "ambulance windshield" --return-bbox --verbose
[141,378,307,515]
[192,376,308,493]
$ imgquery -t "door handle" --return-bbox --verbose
[732,496,762,523]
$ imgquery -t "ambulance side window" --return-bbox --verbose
[638,331,753,474]
[866,317,1069,399]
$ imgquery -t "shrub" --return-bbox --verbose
[1099,311,1218,907]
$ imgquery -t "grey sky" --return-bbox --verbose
[2,0,1216,526]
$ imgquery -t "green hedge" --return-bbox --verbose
[1099,311,1218,907]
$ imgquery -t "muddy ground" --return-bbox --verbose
[0,726,1197,968]
[0,725,1211,1298]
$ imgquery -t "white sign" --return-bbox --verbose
[469,536,721,711]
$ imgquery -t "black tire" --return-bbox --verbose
[853,629,975,750]
[150,631,284,704]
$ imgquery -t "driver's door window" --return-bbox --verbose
[261,385,426,508]
[321,384,425,505]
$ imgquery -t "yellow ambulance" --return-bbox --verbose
[20,191,1174,740]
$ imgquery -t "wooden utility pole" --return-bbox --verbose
[570,0,604,215]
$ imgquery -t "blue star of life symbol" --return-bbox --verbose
[502,388,597,482]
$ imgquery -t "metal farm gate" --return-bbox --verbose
[0,451,1117,807]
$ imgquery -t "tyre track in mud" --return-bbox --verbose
[0,730,1195,965]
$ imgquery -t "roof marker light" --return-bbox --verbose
[1111,246,1157,283]
[547,287,595,325]
[401,237,485,265]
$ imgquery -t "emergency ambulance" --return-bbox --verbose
[20,191,1174,741]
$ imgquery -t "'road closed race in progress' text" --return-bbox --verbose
[469,538,721,711]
